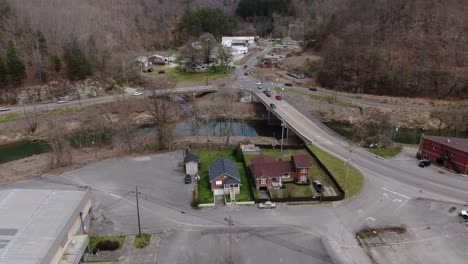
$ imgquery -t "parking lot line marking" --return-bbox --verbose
[382,187,410,199]
[366,217,376,221]
[398,200,409,209]
[393,199,403,203]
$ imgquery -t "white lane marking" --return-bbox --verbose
[366,217,376,221]
[381,187,410,199]
[398,200,409,209]
[393,199,402,203]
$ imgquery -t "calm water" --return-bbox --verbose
[325,122,468,145]
[174,119,282,137]
[0,140,49,164]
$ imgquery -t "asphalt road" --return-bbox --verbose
[2,46,468,263]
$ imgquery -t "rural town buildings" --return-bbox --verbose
[209,158,241,197]
[418,135,468,174]
[0,188,92,264]
[251,154,312,190]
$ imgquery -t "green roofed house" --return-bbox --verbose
[209,158,241,199]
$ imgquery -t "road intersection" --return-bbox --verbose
[2,46,467,263]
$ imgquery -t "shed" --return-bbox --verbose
[184,154,199,176]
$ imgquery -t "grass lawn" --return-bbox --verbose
[0,112,22,123]
[308,145,364,198]
[47,106,86,115]
[270,183,312,198]
[193,149,253,203]
[146,65,231,83]
[134,233,152,249]
[89,235,126,252]
[368,146,402,158]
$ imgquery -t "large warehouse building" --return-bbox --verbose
[0,188,92,264]
[418,135,468,174]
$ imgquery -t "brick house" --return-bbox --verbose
[209,158,241,196]
[418,135,468,174]
[251,154,312,190]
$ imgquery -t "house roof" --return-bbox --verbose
[292,154,312,168]
[0,188,89,264]
[252,159,294,179]
[209,158,240,183]
[184,154,199,163]
[423,135,468,153]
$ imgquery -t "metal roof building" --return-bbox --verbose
[0,188,92,264]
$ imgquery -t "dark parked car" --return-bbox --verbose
[285,83,293,87]
[270,103,276,109]
[313,180,323,193]
[309,87,318,91]
[418,160,431,168]
[184,175,192,184]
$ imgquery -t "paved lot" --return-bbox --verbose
[4,150,468,264]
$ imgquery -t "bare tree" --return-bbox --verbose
[145,77,180,150]
[47,119,72,168]
[215,89,236,145]
[116,95,135,152]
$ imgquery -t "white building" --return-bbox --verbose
[221,36,255,47]
[0,188,92,264]
[221,36,255,61]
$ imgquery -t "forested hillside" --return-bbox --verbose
[0,0,466,99]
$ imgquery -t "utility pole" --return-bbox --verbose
[280,122,285,155]
[345,146,352,198]
[135,186,141,236]
[224,216,233,264]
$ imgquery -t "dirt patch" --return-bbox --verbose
[0,147,120,186]
[282,91,442,129]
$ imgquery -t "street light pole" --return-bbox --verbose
[345,147,352,198]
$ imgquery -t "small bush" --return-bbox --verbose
[134,234,152,249]
[96,240,120,251]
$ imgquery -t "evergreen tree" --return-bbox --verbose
[6,41,26,84]
[0,55,6,84]
[51,55,61,72]
[64,37,91,80]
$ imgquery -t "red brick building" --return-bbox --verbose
[418,135,468,174]
[251,154,312,190]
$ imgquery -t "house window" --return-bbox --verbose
[301,168,307,173]
[432,146,436,151]
[451,153,455,158]
[300,176,307,182]
[260,178,267,184]
[424,154,429,160]
[216,181,222,186]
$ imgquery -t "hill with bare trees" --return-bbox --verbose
[0,0,466,100]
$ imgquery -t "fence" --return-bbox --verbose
[243,145,345,203]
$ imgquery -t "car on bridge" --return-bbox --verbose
[266,92,272,97]
[270,103,276,109]
[275,95,282,100]
[256,81,263,86]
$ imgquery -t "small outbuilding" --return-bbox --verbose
[418,135,468,174]
[184,154,199,176]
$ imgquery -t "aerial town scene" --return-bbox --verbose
[0,0,467,263]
